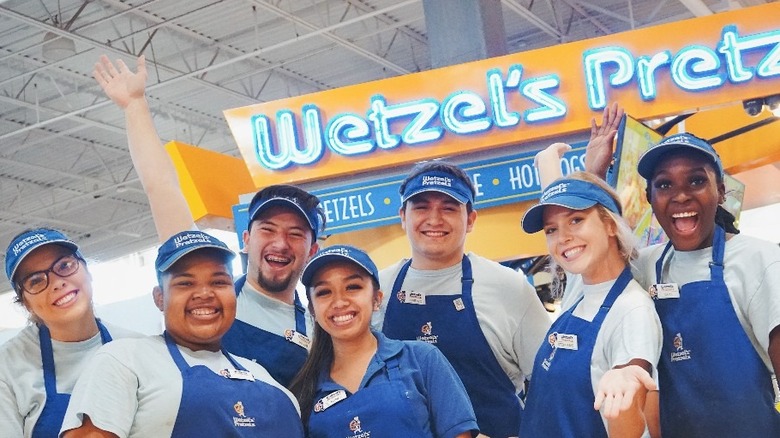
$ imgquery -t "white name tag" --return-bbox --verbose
[453,298,465,311]
[404,291,426,305]
[221,369,255,381]
[650,283,680,300]
[284,329,311,350]
[314,390,347,412]
[555,333,578,350]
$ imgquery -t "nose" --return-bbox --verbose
[192,284,215,299]
[426,206,444,224]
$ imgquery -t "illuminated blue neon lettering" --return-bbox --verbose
[671,46,724,91]
[583,46,635,110]
[367,96,402,150]
[717,25,780,83]
[758,39,780,77]
[440,91,492,134]
[486,66,521,128]
[636,51,671,101]
[521,76,566,122]
[326,113,374,156]
[401,99,442,145]
[252,106,324,170]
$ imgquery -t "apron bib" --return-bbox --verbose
[221,275,308,387]
[165,332,303,437]
[383,255,520,437]
[308,356,430,437]
[31,320,112,438]
[520,268,631,437]
[654,226,780,437]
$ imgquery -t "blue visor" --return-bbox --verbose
[301,244,379,288]
[156,230,235,272]
[637,132,723,180]
[248,196,320,240]
[5,228,82,283]
[522,178,622,234]
[401,171,474,205]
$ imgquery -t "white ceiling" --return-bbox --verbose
[0,0,772,273]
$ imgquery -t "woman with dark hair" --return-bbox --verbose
[0,228,138,437]
[290,245,478,438]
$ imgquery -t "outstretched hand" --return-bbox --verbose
[594,364,657,419]
[585,102,624,179]
[535,142,571,189]
[93,55,148,109]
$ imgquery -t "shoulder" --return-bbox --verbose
[379,259,408,286]
[468,253,530,285]
[726,233,780,260]
[0,325,37,354]
[100,321,144,340]
[97,335,164,362]
[0,325,39,373]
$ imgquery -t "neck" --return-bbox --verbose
[47,315,100,342]
[246,277,296,305]
[410,252,464,271]
[582,248,626,285]
[331,330,378,366]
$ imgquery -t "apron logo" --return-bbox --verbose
[541,332,558,371]
[670,332,692,362]
[397,290,406,302]
[417,321,438,344]
[348,416,371,437]
[232,401,256,427]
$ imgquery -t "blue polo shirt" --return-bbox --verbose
[310,331,478,438]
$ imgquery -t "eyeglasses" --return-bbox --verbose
[17,254,82,295]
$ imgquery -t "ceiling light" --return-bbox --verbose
[42,32,76,61]
[742,97,765,117]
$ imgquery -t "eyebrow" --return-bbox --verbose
[312,272,366,288]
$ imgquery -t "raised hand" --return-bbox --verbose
[585,102,624,179]
[93,55,148,109]
[535,142,572,189]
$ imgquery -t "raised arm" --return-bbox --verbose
[93,55,196,243]
[585,102,624,180]
[535,142,571,189]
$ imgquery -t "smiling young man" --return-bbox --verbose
[94,54,323,387]
[60,230,303,438]
[375,161,551,438]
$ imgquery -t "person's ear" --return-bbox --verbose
[717,181,726,205]
[374,290,384,311]
[152,286,164,311]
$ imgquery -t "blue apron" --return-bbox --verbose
[221,275,308,387]
[382,255,520,437]
[165,332,304,437]
[654,226,780,437]
[308,355,430,437]
[520,268,631,437]
[31,320,112,438]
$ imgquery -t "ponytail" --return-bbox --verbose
[289,322,333,432]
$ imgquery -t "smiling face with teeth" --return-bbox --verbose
[14,244,97,341]
[646,151,725,252]
[154,250,236,352]
[543,205,626,285]
[400,192,477,270]
[308,260,382,345]
[243,205,319,304]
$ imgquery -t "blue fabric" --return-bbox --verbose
[221,275,308,387]
[521,268,631,437]
[654,226,780,437]
[637,132,723,179]
[401,171,474,205]
[155,230,234,272]
[308,331,477,438]
[302,245,379,288]
[164,332,303,437]
[5,228,81,283]
[522,178,622,234]
[383,255,519,437]
[31,321,112,438]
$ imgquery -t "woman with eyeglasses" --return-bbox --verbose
[0,228,138,438]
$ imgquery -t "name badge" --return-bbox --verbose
[650,283,680,300]
[314,390,347,412]
[284,329,311,350]
[220,369,255,381]
[555,333,578,350]
[404,290,426,305]
[453,298,465,311]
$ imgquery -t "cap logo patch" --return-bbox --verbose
[319,247,351,257]
[11,233,48,256]
[421,175,452,187]
[541,182,568,202]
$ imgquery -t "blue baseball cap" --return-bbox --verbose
[637,133,723,180]
[247,195,321,240]
[522,178,622,234]
[401,170,474,205]
[155,230,235,273]
[5,228,82,283]
[301,245,379,288]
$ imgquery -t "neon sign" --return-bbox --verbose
[251,66,565,170]
[585,25,780,109]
